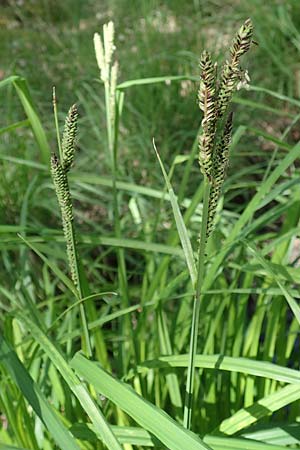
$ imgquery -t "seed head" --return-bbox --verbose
[198,51,217,180]
[61,104,78,173]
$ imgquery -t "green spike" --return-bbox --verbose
[61,104,78,173]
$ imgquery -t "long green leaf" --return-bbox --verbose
[153,140,196,284]
[18,234,78,297]
[0,445,31,450]
[70,424,290,449]
[138,354,300,384]
[117,75,198,89]
[18,314,122,450]
[204,435,288,450]
[243,423,300,446]
[71,353,212,450]
[244,239,300,326]
[203,141,300,291]
[0,75,50,165]
[0,334,81,450]
[217,384,300,435]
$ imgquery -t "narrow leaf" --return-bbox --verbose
[71,353,212,450]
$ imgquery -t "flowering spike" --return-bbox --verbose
[217,18,253,118]
[61,104,78,173]
[94,32,106,78]
[50,154,78,286]
[198,51,217,180]
[205,112,233,238]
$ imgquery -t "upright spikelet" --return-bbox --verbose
[110,60,118,131]
[198,51,217,180]
[103,21,115,67]
[61,104,78,172]
[93,32,106,80]
[51,154,78,286]
[51,103,81,287]
[94,21,116,83]
[217,18,253,118]
[94,21,118,154]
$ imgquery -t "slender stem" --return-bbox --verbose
[68,220,92,357]
[52,87,62,161]
[103,75,130,372]
[183,176,210,429]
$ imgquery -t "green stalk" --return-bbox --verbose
[183,176,210,429]
[68,220,92,357]
[104,78,130,374]
[52,86,62,161]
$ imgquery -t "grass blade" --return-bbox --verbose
[0,334,81,450]
[204,435,289,449]
[217,384,300,435]
[139,354,300,384]
[18,314,122,450]
[71,352,212,450]
[244,239,300,326]
[0,76,51,165]
[70,424,289,449]
[153,139,196,284]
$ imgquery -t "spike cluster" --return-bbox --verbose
[217,18,253,118]
[198,19,253,239]
[51,106,79,287]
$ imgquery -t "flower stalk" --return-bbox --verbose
[51,101,91,357]
[184,18,253,430]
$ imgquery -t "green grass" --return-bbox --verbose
[1,1,300,449]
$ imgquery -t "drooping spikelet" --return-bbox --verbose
[212,112,233,185]
[61,104,78,173]
[206,113,233,238]
[217,18,253,118]
[198,51,217,180]
[230,19,253,62]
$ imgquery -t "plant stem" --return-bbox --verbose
[103,79,130,372]
[68,220,92,357]
[183,176,210,429]
[52,87,62,161]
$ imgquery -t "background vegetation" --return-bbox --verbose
[1,1,300,449]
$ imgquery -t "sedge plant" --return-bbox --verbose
[183,18,254,429]
[51,94,92,357]
[94,22,133,376]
